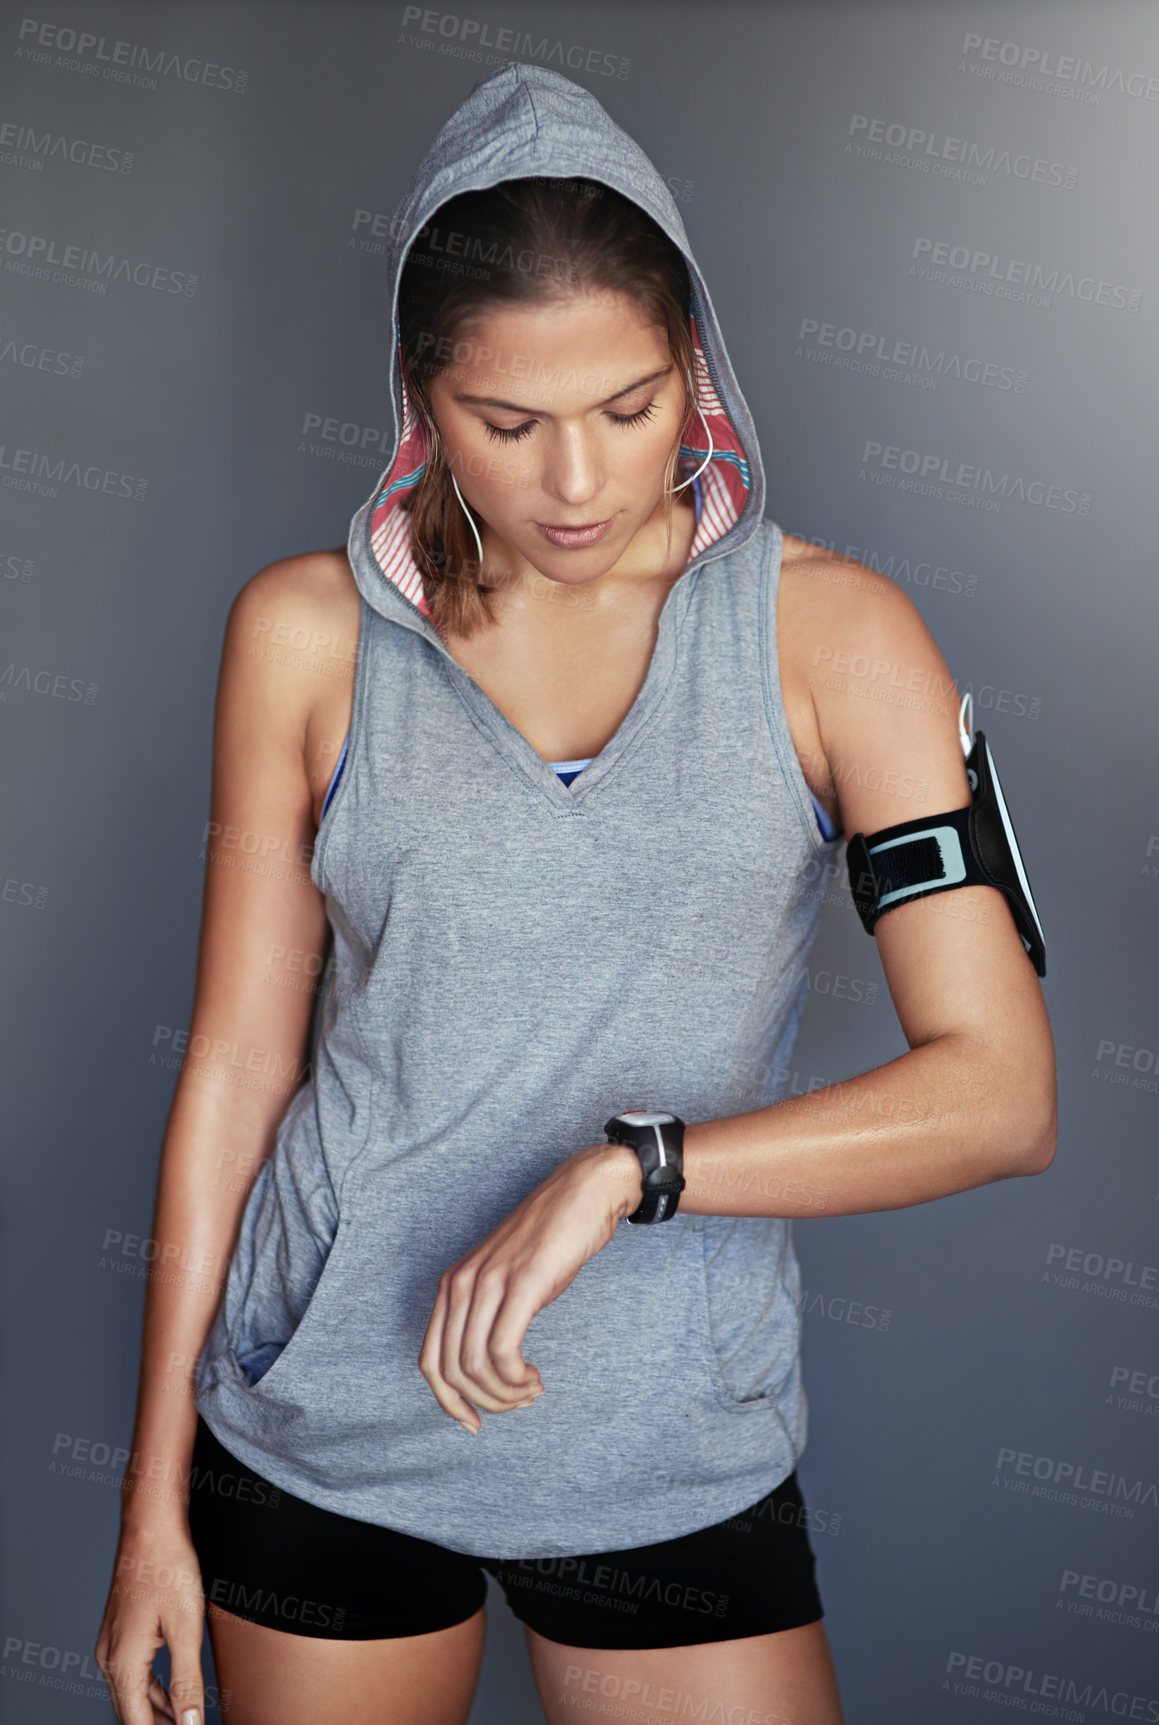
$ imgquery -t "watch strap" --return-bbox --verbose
[604,1111,686,1224]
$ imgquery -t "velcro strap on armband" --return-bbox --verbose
[846,805,977,934]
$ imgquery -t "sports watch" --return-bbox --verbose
[603,1110,686,1224]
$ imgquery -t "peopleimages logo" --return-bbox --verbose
[847,113,1078,188]
[399,8,630,79]
[959,32,1159,104]
[0,118,134,174]
[0,1635,232,1710]
[943,1649,1159,1715]
[796,534,978,599]
[796,317,1027,394]
[0,227,197,297]
[1043,1241,1159,1309]
[0,663,97,704]
[1107,1363,1159,1417]
[0,333,85,378]
[14,18,248,93]
[0,440,146,501]
[858,440,1091,516]
[1093,1037,1159,1090]
[910,235,1142,312]
[1059,1567,1159,1633]
[993,1442,1159,1511]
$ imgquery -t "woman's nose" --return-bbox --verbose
[539,427,604,509]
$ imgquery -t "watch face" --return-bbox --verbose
[618,1111,675,1126]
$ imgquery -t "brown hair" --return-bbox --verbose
[396,177,697,638]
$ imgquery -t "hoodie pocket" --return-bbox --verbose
[232,1208,354,1398]
[224,1142,351,1398]
[696,1215,800,1415]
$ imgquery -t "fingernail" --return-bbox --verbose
[182,1711,200,1725]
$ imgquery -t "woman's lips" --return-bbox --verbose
[535,517,614,549]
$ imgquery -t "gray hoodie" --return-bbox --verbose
[195,61,839,1560]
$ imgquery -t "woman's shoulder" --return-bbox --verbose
[776,525,922,646]
[773,521,958,797]
[222,550,363,824]
[225,545,362,694]
[229,545,361,642]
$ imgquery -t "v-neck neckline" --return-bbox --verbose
[351,472,716,811]
[435,567,693,810]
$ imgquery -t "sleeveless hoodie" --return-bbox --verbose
[194,61,840,1559]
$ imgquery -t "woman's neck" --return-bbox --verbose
[477,489,697,618]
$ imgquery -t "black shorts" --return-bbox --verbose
[187,1413,824,1650]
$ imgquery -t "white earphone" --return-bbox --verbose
[663,382,715,493]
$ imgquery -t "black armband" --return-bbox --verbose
[845,694,1046,977]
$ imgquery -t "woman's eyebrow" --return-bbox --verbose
[453,364,673,413]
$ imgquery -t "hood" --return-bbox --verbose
[345,61,766,639]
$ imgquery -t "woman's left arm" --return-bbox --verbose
[606,556,1058,1220]
[605,558,1058,1222]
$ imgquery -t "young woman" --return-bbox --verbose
[95,63,1056,1725]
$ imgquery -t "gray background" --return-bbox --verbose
[2,1,1157,1720]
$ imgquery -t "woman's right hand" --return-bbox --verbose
[94,1516,207,1725]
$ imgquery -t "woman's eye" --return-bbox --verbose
[483,420,536,444]
[482,400,659,444]
[608,400,659,429]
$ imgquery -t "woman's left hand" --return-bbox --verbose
[418,1140,643,1433]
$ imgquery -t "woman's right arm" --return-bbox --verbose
[95,555,352,1725]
